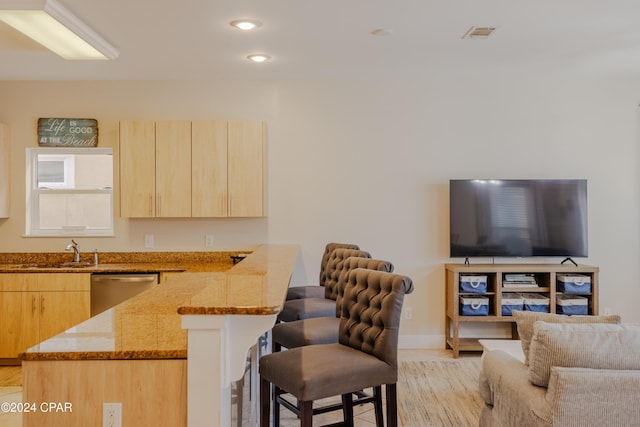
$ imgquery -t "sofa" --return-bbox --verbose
[478,311,640,427]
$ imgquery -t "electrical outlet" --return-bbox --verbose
[103,402,122,427]
[404,307,413,320]
[144,234,154,249]
[205,234,214,247]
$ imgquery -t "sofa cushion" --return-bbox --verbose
[528,323,640,387]
[512,310,621,365]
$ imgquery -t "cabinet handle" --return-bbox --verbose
[41,295,45,314]
[32,296,36,313]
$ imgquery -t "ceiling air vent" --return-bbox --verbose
[462,26,496,39]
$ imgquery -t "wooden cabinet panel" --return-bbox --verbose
[0,291,39,358]
[0,273,90,359]
[228,120,264,217]
[0,123,8,218]
[39,291,90,341]
[192,120,228,217]
[120,120,156,217]
[156,120,192,217]
[120,119,264,218]
[23,359,187,427]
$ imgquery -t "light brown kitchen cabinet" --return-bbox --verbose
[192,120,227,217]
[0,273,90,359]
[119,120,192,218]
[227,120,264,217]
[121,119,264,218]
[119,120,156,217]
[0,123,9,218]
[155,120,192,217]
[191,120,264,217]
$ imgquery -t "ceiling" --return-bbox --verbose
[1,0,640,81]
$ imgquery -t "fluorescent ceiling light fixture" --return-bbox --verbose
[247,53,270,63]
[230,19,261,31]
[0,0,119,60]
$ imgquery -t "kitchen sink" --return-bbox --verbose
[59,261,95,268]
[18,261,94,269]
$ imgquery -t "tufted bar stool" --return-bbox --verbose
[277,248,371,322]
[260,268,414,427]
[272,256,394,352]
[286,243,360,301]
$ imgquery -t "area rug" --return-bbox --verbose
[398,358,483,427]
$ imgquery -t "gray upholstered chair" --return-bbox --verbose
[286,243,360,301]
[272,256,394,351]
[260,268,414,427]
[277,248,370,322]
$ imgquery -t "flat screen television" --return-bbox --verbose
[449,179,588,258]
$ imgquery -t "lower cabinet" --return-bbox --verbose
[0,273,90,359]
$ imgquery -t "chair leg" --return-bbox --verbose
[373,386,384,427]
[385,383,397,427]
[300,400,313,427]
[260,376,270,427]
[273,385,281,426]
[342,392,354,427]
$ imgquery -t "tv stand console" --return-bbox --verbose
[445,263,599,358]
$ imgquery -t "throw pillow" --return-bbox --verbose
[528,322,640,387]
[512,310,621,365]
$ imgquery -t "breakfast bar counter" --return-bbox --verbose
[19,244,299,427]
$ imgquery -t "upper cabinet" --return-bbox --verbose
[155,120,192,217]
[120,119,264,218]
[191,120,264,217]
[0,124,9,218]
[227,120,264,217]
[119,120,156,217]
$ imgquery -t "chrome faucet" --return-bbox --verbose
[65,239,80,263]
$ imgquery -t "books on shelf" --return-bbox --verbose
[503,274,539,288]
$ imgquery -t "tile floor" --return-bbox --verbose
[0,349,474,426]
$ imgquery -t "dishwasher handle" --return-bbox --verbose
[91,275,158,283]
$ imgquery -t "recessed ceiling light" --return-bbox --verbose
[230,19,262,31]
[371,29,393,36]
[247,54,271,63]
[462,26,496,39]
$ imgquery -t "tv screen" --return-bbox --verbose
[449,179,588,258]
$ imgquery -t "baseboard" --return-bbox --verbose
[398,334,445,349]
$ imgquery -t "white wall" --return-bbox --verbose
[1,74,639,347]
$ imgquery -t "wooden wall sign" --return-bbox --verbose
[37,118,98,147]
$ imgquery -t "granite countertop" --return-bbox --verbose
[19,244,299,362]
[0,251,249,273]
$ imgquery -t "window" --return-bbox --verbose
[26,147,114,236]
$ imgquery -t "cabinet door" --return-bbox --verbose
[39,291,90,342]
[120,120,156,217]
[37,274,90,347]
[0,291,40,358]
[227,120,264,217]
[155,120,192,217]
[0,123,8,218]
[191,120,228,217]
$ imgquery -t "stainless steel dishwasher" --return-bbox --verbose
[90,273,159,316]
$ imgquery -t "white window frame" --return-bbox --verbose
[26,147,114,237]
